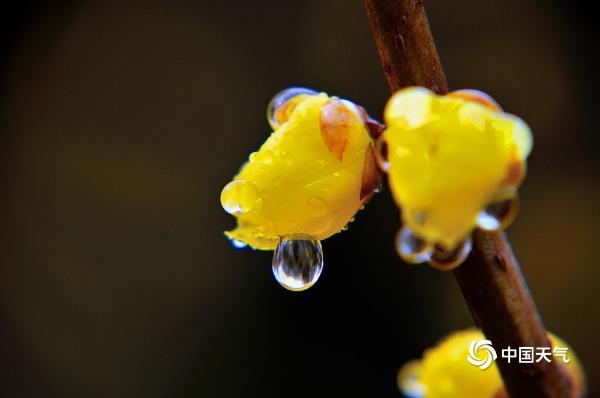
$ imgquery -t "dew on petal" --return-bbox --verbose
[308,196,328,217]
[220,179,259,215]
[267,87,318,129]
[448,89,502,112]
[261,150,274,164]
[308,197,332,234]
[250,150,274,165]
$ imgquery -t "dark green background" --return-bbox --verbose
[1,1,597,397]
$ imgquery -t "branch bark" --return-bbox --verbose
[364,1,573,396]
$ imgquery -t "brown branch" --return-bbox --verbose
[364,0,447,94]
[364,1,573,397]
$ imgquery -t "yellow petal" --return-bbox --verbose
[221,92,375,250]
[383,87,533,248]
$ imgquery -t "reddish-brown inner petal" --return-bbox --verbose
[319,99,351,160]
[503,159,524,186]
[360,144,381,203]
[357,105,385,140]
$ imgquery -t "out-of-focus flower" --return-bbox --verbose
[380,87,532,268]
[398,328,585,398]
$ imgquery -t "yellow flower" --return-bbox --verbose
[221,89,379,250]
[398,328,585,398]
[383,87,532,250]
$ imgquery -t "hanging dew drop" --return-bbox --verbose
[476,195,519,231]
[230,239,247,249]
[267,87,318,130]
[429,237,472,270]
[220,179,259,215]
[395,226,433,264]
[272,239,323,291]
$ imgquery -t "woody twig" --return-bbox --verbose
[364,0,573,396]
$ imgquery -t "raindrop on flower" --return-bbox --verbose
[260,150,274,164]
[230,239,247,249]
[308,196,328,216]
[476,195,519,231]
[395,226,433,264]
[374,137,390,172]
[429,237,472,270]
[267,87,318,130]
[272,239,324,291]
[250,150,274,165]
[307,196,332,235]
[220,179,259,215]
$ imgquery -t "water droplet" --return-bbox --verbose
[395,227,433,264]
[220,180,259,215]
[476,196,519,231]
[397,360,425,398]
[272,240,323,291]
[429,237,472,270]
[261,150,274,164]
[250,150,274,165]
[340,99,361,117]
[308,196,328,216]
[449,89,502,112]
[231,239,247,249]
[333,171,341,177]
[267,87,318,130]
[414,211,427,225]
[307,197,332,234]
[374,136,390,172]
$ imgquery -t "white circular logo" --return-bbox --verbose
[467,340,497,370]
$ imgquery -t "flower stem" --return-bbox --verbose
[364,0,573,396]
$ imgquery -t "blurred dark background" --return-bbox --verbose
[0,1,597,397]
